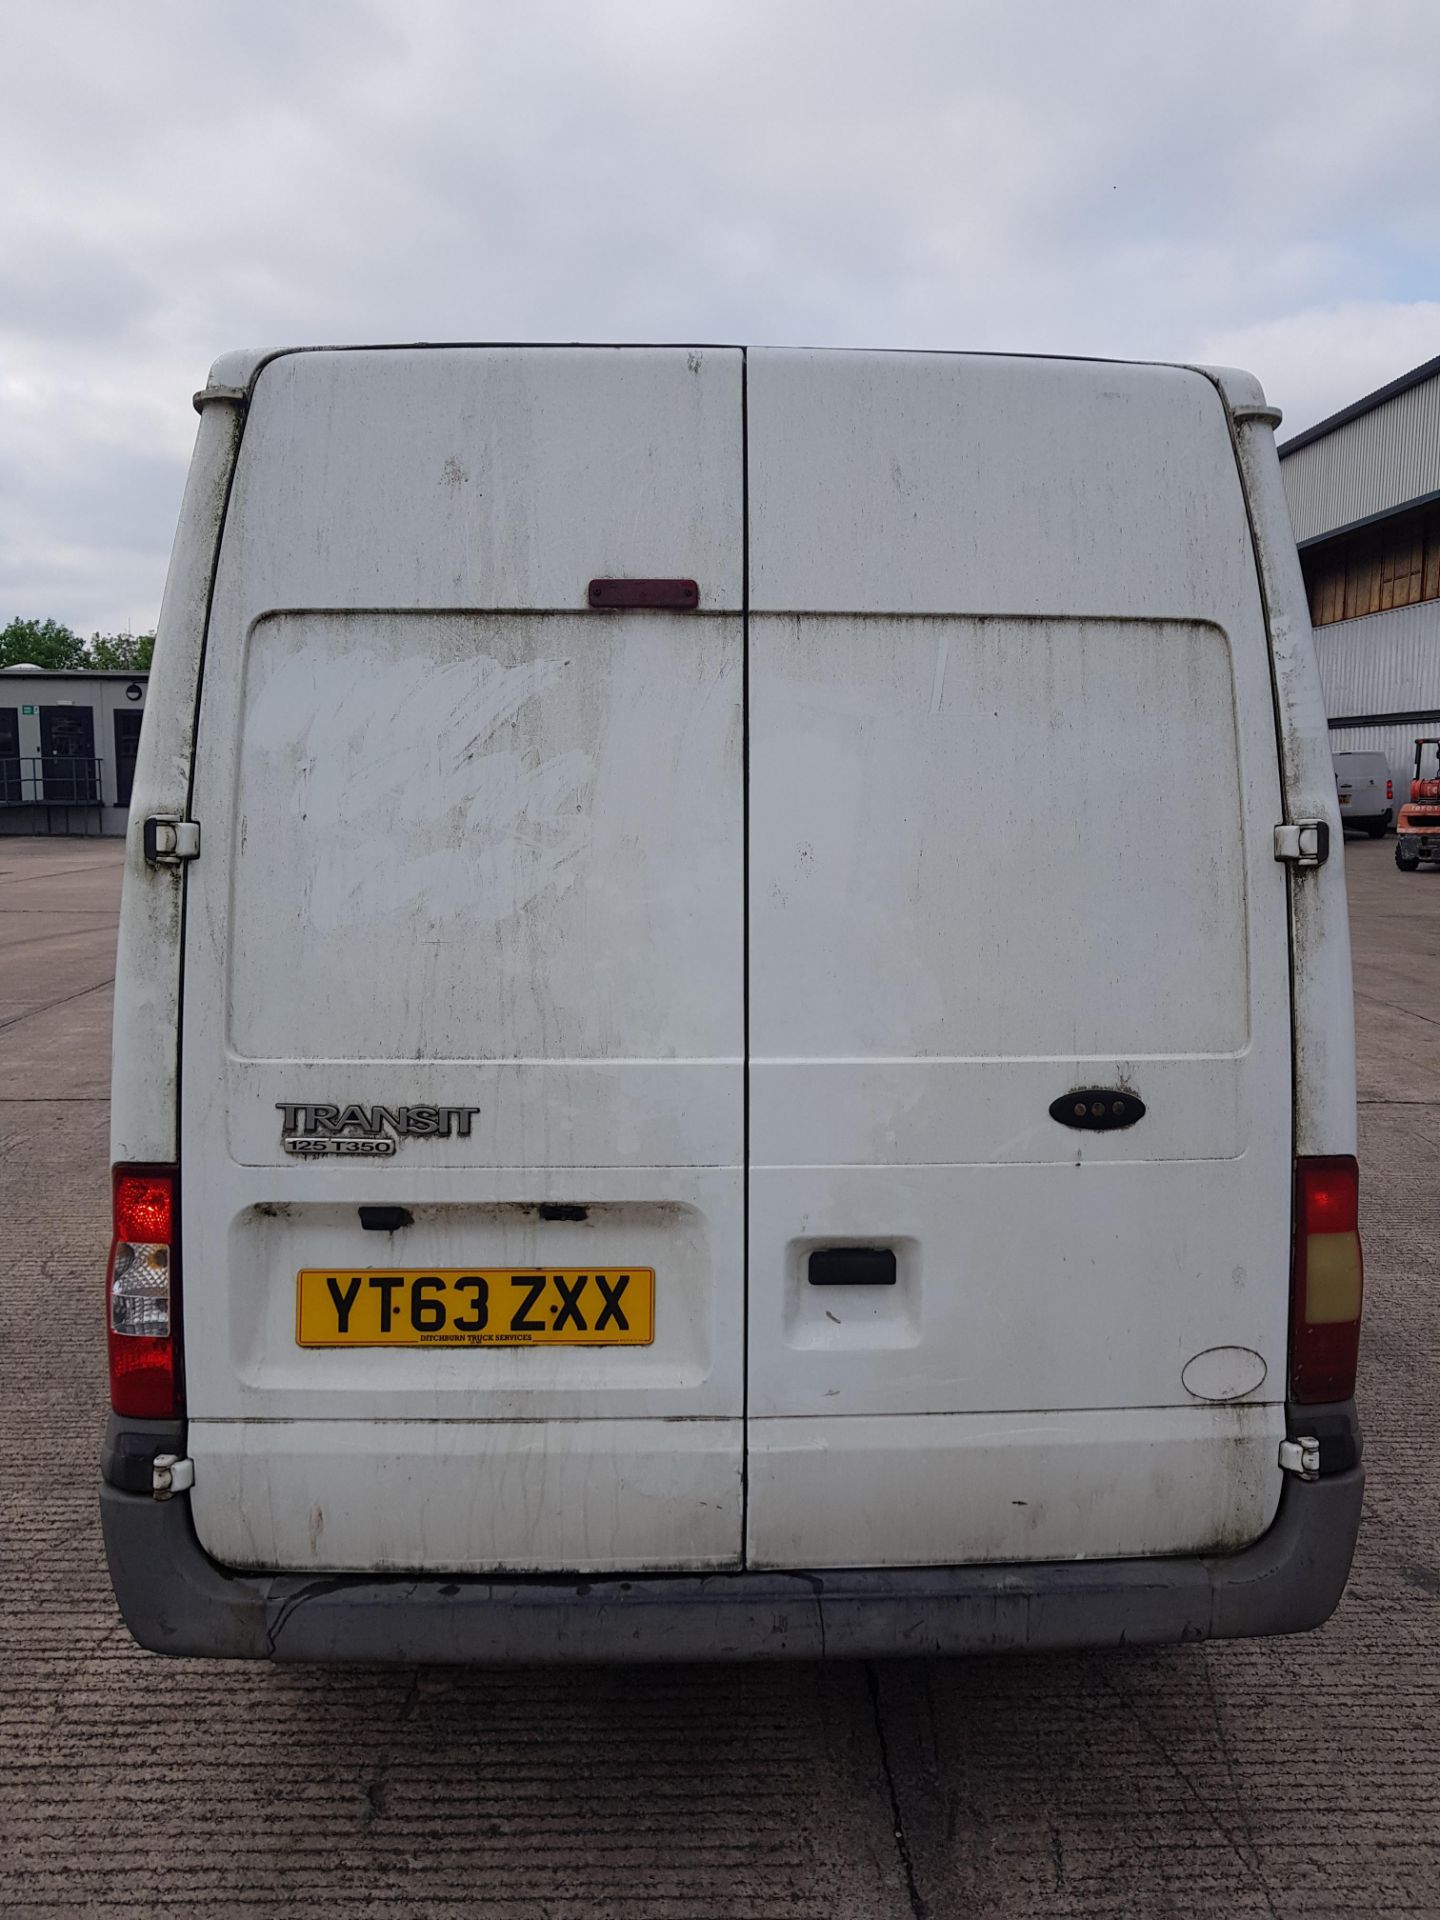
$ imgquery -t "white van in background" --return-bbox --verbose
[1333,750,1394,837]
[101,346,1363,1661]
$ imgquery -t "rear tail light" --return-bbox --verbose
[1290,1156,1363,1403]
[107,1165,182,1418]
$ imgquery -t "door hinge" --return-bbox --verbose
[143,817,201,867]
[1274,821,1329,869]
[1278,1435,1321,1481]
[151,1454,195,1499]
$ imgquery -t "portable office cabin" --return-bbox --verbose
[0,668,148,834]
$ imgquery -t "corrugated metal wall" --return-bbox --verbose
[1313,598,1440,716]
[1317,600,1440,809]
[1282,372,1440,544]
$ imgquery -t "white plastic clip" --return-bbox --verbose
[1278,1436,1321,1481]
[152,1455,195,1500]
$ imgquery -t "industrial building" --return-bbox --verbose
[0,667,148,835]
[1279,352,1440,802]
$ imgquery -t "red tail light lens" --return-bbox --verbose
[115,1171,172,1243]
[1387,779,1394,801]
[107,1165,181,1418]
[1291,1156,1363,1403]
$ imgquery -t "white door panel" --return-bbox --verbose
[747,1160,1288,1420]
[191,1417,743,1575]
[217,347,744,615]
[748,615,1251,1063]
[192,1168,739,1423]
[746,1407,1284,1571]
[746,350,1260,620]
[226,609,741,1072]
[750,1055,1249,1167]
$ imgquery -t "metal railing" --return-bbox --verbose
[0,756,105,807]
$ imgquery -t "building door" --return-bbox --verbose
[39,707,98,803]
[0,709,19,803]
[112,709,142,808]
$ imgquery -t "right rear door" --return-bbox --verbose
[743,350,1294,1570]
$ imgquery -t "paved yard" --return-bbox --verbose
[1,833,1437,1918]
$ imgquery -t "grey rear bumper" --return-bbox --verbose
[100,1463,1364,1663]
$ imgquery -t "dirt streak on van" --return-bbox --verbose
[100,345,1362,1662]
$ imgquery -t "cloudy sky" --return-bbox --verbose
[2,0,1438,635]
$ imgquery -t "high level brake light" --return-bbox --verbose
[107,1166,181,1418]
[1290,1156,1363,1404]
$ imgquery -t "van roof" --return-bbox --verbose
[196,345,1273,421]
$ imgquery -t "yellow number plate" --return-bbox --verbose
[296,1268,655,1347]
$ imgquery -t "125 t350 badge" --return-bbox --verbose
[277,1104,480,1157]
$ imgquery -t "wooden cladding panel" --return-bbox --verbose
[1304,502,1440,626]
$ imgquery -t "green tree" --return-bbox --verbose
[0,616,87,670]
[86,631,156,671]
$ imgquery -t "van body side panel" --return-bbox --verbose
[111,398,243,1166]
[1221,388,1357,1166]
[744,351,1292,1567]
[179,348,746,1573]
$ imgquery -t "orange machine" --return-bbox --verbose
[1395,737,1440,871]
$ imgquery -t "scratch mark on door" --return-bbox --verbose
[929,632,949,715]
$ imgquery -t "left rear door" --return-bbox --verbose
[180,346,747,1575]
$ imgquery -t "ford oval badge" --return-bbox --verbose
[1050,1088,1146,1131]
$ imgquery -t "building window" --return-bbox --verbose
[113,708,142,808]
[1302,500,1440,626]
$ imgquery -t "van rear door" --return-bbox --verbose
[180,347,745,1574]
[744,350,1294,1569]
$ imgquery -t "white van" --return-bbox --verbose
[101,347,1363,1661]
[1332,749,1393,837]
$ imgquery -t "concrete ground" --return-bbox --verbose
[2,832,1437,1919]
